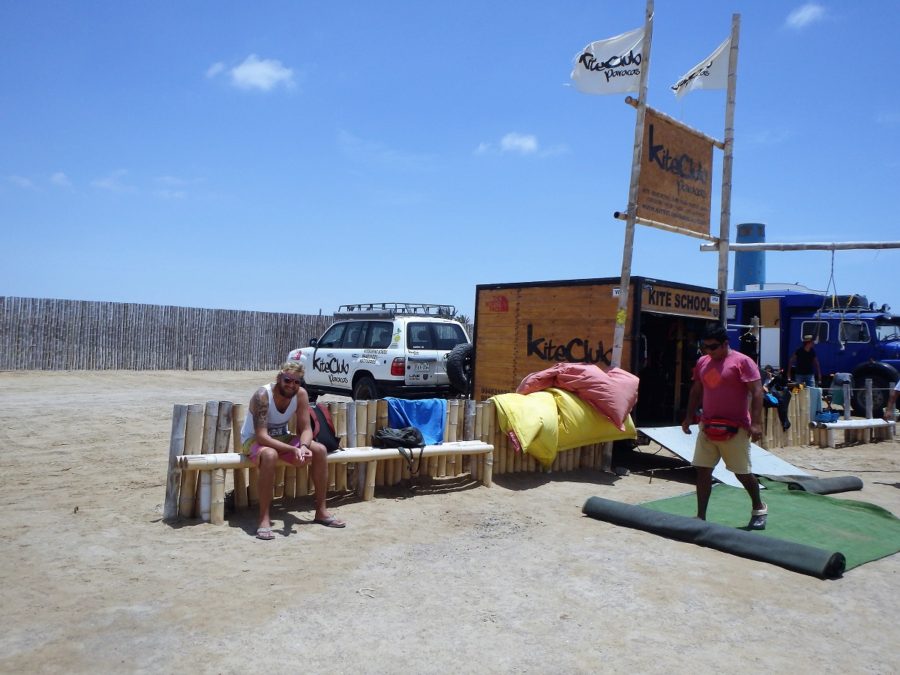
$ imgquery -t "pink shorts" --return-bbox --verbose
[241,435,304,465]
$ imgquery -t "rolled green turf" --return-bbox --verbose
[635,479,900,571]
[583,495,846,579]
[768,475,864,495]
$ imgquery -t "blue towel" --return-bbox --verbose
[384,397,446,445]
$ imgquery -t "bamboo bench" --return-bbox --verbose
[178,441,492,511]
[163,399,496,525]
[809,418,895,448]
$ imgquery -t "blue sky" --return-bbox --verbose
[2,1,898,319]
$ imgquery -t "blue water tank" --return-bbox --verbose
[733,222,766,290]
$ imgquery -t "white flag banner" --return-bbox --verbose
[671,36,731,98]
[570,27,645,95]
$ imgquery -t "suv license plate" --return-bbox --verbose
[412,363,431,372]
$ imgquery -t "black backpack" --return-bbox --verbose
[372,426,425,448]
[310,404,341,452]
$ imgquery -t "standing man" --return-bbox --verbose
[787,334,822,388]
[682,324,767,530]
[240,362,346,540]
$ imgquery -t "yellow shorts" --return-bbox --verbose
[693,426,751,475]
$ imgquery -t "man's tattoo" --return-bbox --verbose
[250,387,269,432]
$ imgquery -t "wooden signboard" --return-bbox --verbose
[636,108,714,236]
[640,283,720,320]
[473,280,632,401]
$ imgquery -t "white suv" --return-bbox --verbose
[287,303,471,400]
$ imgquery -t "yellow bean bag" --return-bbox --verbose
[491,388,636,467]
[491,391,559,467]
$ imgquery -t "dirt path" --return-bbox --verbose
[1,371,898,674]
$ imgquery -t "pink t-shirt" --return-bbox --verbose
[692,349,760,429]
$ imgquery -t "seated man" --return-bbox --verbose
[240,362,346,539]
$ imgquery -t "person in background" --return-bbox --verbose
[787,334,822,388]
[240,362,346,540]
[682,324,768,530]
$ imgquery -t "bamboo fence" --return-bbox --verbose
[0,296,332,370]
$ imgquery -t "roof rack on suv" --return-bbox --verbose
[334,302,457,320]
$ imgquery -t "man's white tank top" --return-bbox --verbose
[240,383,297,444]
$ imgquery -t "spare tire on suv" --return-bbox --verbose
[447,343,474,396]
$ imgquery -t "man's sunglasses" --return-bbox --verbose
[702,341,723,351]
[280,374,303,385]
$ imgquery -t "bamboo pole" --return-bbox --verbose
[231,403,248,511]
[485,402,496,478]
[379,400,401,485]
[210,401,233,525]
[716,13,741,306]
[701,241,900,252]
[610,0,654,370]
[163,404,188,521]
[178,403,204,517]
[360,402,383,487]
[364,460,378,501]
[368,400,379,444]
[198,400,218,522]
[473,403,484,482]
[445,400,458,477]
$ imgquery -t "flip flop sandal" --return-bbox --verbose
[312,516,346,528]
[256,527,275,540]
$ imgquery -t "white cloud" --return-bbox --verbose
[501,132,538,155]
[50,172,72,189]
[476,132,562,157]
[91,169,134,193]
[229,54,294,91]
[7,175,35,189]
[785,3,826,29]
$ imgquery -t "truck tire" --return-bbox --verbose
[447,343,474,395]
[352,375,380,401]
[850,374,889,418]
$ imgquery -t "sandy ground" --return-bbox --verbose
[1,370,899,674]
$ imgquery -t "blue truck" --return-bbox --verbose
[725,284,900,416]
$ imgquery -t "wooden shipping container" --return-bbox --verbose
[472,276,722,426]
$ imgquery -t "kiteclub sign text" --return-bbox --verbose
[636,108,714,236]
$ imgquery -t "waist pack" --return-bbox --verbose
[815,411,840,423]
[372,426,425,448]
[702,418,740,442]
